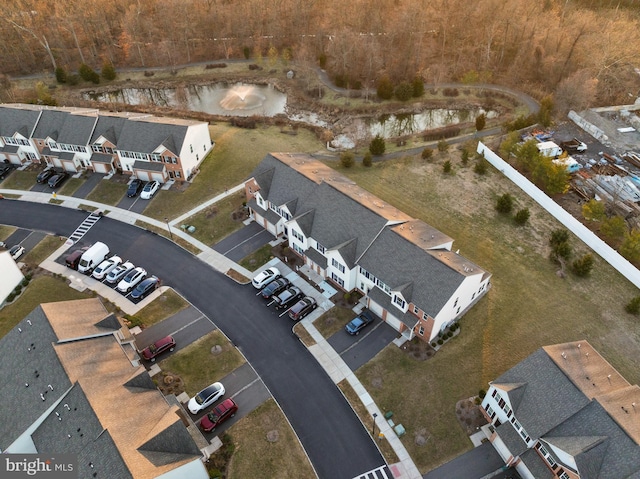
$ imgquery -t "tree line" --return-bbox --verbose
[2,0,639,107]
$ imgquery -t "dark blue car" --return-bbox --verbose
[130,276,160,300]
[345,311,375,335]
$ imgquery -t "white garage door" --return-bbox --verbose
[93,163,107,174]
[52,158,63,168]
[384,312,403,332]
[8,154,21,165]
[150,171,164,183]
[368,299,385,318]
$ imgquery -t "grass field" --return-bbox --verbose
[335,152,640,472]
[0,170,38,190]
[131,289,189,328]
[86,180,127,206]
[184,191,247,246]
[56,178,83,196]
[22,235,64,266]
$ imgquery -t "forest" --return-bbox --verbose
[2,0,640,108]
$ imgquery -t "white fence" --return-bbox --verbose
[476,141,640,290]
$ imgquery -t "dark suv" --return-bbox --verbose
[288,297,318,320]
[273,286,304,310]
[127,179,144,197]
[260,277,290,299]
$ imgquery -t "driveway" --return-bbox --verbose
[72,172,104,198]
[423,441,508,479]
[3,228,47,253]
[116,192,151,214]
[213,221,275,260]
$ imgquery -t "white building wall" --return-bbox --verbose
[154,458,208,479]
[481,386,515,427]
[286,219,309,255]
[325,249,353,290]
[0,251,24,305]
[178,123,213,178]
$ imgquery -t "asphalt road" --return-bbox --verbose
[0,200,387,479]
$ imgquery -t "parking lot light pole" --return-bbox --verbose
[372,412,378,438]
[165,217,173,241]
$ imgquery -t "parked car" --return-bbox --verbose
[91,255,122,280]
[200,398,238,433]
[77,241,110,274]
[260,277,290,299]
[273,286,303,310]
[188,382,225,415]
[0,164,12,180]
[9,245,25,260]
[48,172,68,188]
[130,276,160,300]
[140,335,175,361]
[288,297,318,321]
[140,180,160,199]
[116,267,147,293]
[345,310,375,335]
[252,267,280,289]
[65,247,89,270]
[126,179,144,197]
[36,168,56,183]
[105,261,135,284]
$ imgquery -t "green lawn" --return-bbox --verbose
[238,244,275,272]
[160,330,245,395]
[183,191,247,246]
[336,153,640,472]
[0,275,93,338]
[1,170,38,190]
[145,123,324,221]
[56,177,83,196]
[129,289,189,328]
[0,225,17,242]
[86,180,126,206]
[313,305,355,338]
[22,235,64,266]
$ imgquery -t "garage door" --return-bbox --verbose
[8,154,21,165]
[384,312,403,332]
[52,158,63,168]
[93,163,107,174]
[150,171,164,183]
[368,299,385,318]
[63,162,77,172]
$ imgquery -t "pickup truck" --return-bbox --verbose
[560,138,587,153]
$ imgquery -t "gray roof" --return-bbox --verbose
[519,448,554,479]
[59,151,75,160]
[305,246,328,269]
[57,114,97,146]
[492,348,590,440]
[0,306,73,450]
[496,421,529,456]
[117,120,187,155]
[358,228,465,316]
[95,313,121,330]
[31,383,132,479]
[124,370,157,391]
[542,400,640,479]
[31,110,70,140]
[90,152,114,164]
[367,287,418,329]
[137,420,202,466]
[0,106,40,137]
[90,115,128,145]
[133,160,166,172]
[0,144,19,153]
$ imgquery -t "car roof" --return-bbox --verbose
[154,336,174,347]
[201,383,221,395]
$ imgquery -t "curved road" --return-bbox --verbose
[0,200,385,479]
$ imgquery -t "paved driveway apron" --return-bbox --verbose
[72,173,104,198]
[328,318,399,371]
[213,222,274,261]
[422,441,506,479]
[0,201,387,479]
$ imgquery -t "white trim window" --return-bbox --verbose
[393,295,406,309]
[331,272,344,287]
[331,258,345,273]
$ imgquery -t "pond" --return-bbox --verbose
[367,109,497,138]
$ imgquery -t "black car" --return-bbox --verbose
[48,172,68,188]
[260,277,290,299]
[127,179,144,197]
[36,168,56,183]
[0,164,12,179]
[273,286,304,310]
[130,276,160,300]
[288,297,318,320]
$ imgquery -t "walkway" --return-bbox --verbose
[0,186,423,479]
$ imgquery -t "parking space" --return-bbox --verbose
[71,172,104,198]
[116,192,150,214]
[213,221,275,259]
[2,228,47,254]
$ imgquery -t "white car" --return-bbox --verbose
[9,245,26,260]
[187,382,225,415]
[116,267,147,293]
[252,267,280,289]
[92,255,122,280]
[105,261,134,284]
[140,181,160,199]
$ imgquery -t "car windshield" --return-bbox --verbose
[206,412,220,423]
[148,344,157,353]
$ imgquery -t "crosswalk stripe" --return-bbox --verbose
[68,212,102,243]
[352,465,390,479]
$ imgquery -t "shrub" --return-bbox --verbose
[394,82,413,101]
[475,113,486,131]
[243,46,251,59]
[55,67,67,84]
[625,296,640,315]
[474,397,482,405]
[572,253,594,277]
[21,278,29,287]
[443,160,452,174]
[376,76,394,100]
[461,149,469,166]
[101,61,116,80]
[340,152,355,168]
[412,77,424,97]
[551,241,572,262]
[343,292,351,302]
[582,199,606,222]
[431,342,437,348]
[496,193,514,214]
[442,88,459,97]
[437,339,444,345]
[362,151,372,167]
[514,208,530,226]
[474,160,488,175]
[25,272,33,280]
[318,53,327,69]
[437,139,449,154]
[479,389,486,398]
[6,292,15,302]
[369,135,386,156]
[446,331,453,338]
[78,63,99,83]
[550,229,570,247]
[421,148,433,160]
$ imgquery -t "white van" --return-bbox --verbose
[77,242,110,274]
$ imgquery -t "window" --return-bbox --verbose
[393,295,406,309]
[331,272,344,287]
[331,258,345,273]
[418,326,424,336]
[316,242,325,254]
[456,307,460,314]
[190,144,193,153]
[558,472,569,479]
[454,297,458,307]
[422,313,428,321]
[203,144,207,151]
[413,305,419,314]
[291,229,304,242]
[485,405,494,417]
[292,243,304,255]
[472,293,475,300]
[176,171,181,178]
[538,445,557,468]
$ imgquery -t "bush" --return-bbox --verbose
[551,241,572,262]
[421,148,433,160]
[496,193,514,214]
[461,149,469,166]
[474,160,488,175]
[55,67,67,84]
[362,151,372,167]
[479,389,486,398]
[6,292,15,302]
[376,76,394,100]
[394,82,413,101]
[474,397,482,405]
[571,253,594,277]
[318,53,327,69]
[78,63,99,83]
[21,278,29,287]
[437,139,449,154]
[437,339,444,345]
[101,61,116,80]
[431,342,437,348]
[443,160,452,174]
[446,331,453,338]
[243,46,251,59]
[340,152,355,168]
[514,208,530,226]
[442,88,459,97]
[550,229,570,247]
[412,77,424,97]
[369,135,386,156]
[625,296,640,315]
[475,113,486,131]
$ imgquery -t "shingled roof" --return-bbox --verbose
[0,106,41,138]
[56,114,98,146]
[116,120,188,155]
[31,109,70,141]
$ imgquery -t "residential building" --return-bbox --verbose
[480,340,640,479]
[245,153,491,343]
[0,250,24,305]
[0,104,213,181]
[0,298,209,479]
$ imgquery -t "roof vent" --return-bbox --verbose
[40,394,45,401]
[561,352,567,359]
[27,320,32,325]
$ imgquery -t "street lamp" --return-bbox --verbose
[372,412,378,438]
[165,217,173,241]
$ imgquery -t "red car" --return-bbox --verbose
[200,398,238,433]
[140,335,175,361]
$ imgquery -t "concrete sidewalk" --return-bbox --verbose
[1,186,424,479]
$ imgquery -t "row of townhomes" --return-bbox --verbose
[245,153,492,343]
[0,298,210,479]
[481,340,640,479]
[0,103,213,182]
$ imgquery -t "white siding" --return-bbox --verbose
[0,251,24,304]
[178,122,213,178]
